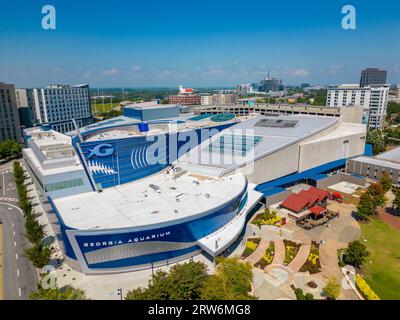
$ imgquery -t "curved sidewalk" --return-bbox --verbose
[287,244,311,272]
[270,240,285,266]
[245,240,270,265]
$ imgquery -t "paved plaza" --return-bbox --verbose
[237,200,362,300]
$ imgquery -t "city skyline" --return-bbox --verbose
[1,0,400,87]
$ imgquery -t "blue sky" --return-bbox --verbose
[1,0,399,87]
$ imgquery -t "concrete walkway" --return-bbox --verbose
[319,239,342,278]
[271,240,285,266]
[245,240,270,265]
[287,244,311,272]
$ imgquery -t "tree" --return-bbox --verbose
[323,277,341,300]
[379,172,392,192]
[17,184,28,201]
[25,215,45,244]
[25,243,52,268]
[367,183,387,208]
[125,261,208,300]
[125,270,171,300]
[30,285,87,300]
[19,197,32,216]
[293,287,314,300]
[310,89,327,106]
[387,101,400,116]
[393,188,400,211]
[167,261,208,300]
[342,240,369,268]
[366,130,386,155]
[200,257,254,300]
[0,140,21,160]
[13,162,25,185]
[356,192,375,220]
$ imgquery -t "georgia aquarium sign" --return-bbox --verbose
[88,143,114,158]
[80,231,172,250]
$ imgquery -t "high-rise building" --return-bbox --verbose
[0,82,22,142]
[360,68,387,87]
[326,84,389,129]
[200,95,213,105]
[26,84,93,133]
[200,93,238,105]
[15,88,36,128]
[259,77,283,93]
[168,85,201,105]
[168,94,201,105]
[236,84,253,95]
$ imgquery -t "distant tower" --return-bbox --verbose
[360,68,387,87]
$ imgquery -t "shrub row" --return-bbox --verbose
[355,275,380,300]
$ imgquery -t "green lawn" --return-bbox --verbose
[359,218,400,300]
[91,103,121,114]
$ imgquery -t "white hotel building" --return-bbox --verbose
[26,84,93,133]
[326,84,389,130]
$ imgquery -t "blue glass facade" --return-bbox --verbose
[49,185,248,271]
[78,123,234,189]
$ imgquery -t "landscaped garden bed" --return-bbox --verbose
[283,239,300,265]
[254,241,275,269]
[299,241,322,274]
[290,285,314,300]
[252,209,282,227]
[306,281,318,289]
[241,237,261,259]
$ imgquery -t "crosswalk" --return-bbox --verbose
[0,197,18,202]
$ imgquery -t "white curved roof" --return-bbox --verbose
[176,115,338,172]
[52,170,247,230]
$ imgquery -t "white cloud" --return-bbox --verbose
[103,68,120,76]
[52,67,63,76]
[291,68,310,76]
[328,65,342,75]
[83,70,92,79]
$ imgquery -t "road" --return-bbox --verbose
[0,162,37,299]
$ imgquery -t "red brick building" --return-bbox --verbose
[168,94,201,105]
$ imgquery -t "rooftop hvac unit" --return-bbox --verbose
[138,122,149,133]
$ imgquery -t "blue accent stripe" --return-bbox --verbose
[256,158,347,193]
[47,196,77,260]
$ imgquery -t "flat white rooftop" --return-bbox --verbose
[24,128,84,174]
[124,103,179,110]
[53,170,247,230]
[300,122,366,143]
[78,114,242,142]
[84,128,165,142]
[351,156,400,170]
[376,147,400,163]
[177,115,339,171]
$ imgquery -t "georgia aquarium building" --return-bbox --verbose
[23,104,259,273]
[23,103,367,274]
